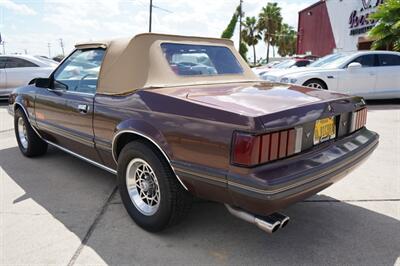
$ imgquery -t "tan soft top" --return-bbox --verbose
[75,33,259,95]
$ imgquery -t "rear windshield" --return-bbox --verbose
[161,43,243,76]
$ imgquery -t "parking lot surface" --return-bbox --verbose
[1,101,399,265]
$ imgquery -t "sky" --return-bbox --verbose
[0,0,316,60]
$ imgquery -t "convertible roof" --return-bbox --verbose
[75,33,259,95]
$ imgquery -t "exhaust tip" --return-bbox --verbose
[271,213,290,228]
[225,205,290,234]
[280,218,290,228]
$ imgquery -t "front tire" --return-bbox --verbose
[14,108,48,157]
[303,79,328,90]
[117,141,192,232]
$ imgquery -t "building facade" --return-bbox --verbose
[297,0,385,56]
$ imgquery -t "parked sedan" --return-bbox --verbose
[253,59,313,76]
[8,33,378,234]
[264,51,400,99]
[0,55,56,98]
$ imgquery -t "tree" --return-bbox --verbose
[277,23,297,57]
[221,5,247,61]
[368,0,400,51]
[258,2,283,63]
[221,7,239,39]
[241,16,261,65]
[239,42,248,62]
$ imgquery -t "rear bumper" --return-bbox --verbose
[174,128,378,216]
[228,128,379,215]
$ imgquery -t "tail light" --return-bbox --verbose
[232,128,300,167]
[351,108,367,132]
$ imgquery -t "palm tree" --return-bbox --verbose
[241,16,261,65]
[368,0,400,51]
[277,23,297,57]
[258,3,283,63]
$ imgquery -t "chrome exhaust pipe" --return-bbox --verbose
[225,204,282,234]
[270,212,290,228]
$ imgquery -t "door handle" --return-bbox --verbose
[78,104,89,114]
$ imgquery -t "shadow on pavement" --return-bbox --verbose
[366,99,400,111]
[1,146,399,265]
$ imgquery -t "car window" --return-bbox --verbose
[5,58,39,68]
[0,57,7,68]
[161,43,243,76]
[53,49,105,94]
[295,61,310,67]
[349,55,376,67]
[378,54,400,66]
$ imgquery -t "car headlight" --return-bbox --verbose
[280,77,289,83]
[280,78,298,84]
[262,75,277,82]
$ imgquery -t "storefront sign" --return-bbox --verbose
[348,0,384,35]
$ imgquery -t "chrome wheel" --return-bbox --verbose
[307,82,324,89]
[126,158,161,216]
[17,117,28,149]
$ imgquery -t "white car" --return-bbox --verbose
[0,55,57,98]
[262,51,400,100]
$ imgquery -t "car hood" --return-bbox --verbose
[152,81,349,117]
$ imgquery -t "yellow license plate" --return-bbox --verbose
[314,117,336,144]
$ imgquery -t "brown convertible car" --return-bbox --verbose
[8,33,378,234]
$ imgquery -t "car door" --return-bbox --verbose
[35,48,106,162]
[337,54,377,97]
[4,57,40,88]
[374,54,400,99]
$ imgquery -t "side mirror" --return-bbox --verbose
[35,78,52,88]
[348,62,362,70]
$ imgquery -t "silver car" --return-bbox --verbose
[0,55,57,98]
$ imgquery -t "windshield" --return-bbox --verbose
[161,43,243,76]
[274,59,296,69]
[34,56,59,67]
[309,53,351,68]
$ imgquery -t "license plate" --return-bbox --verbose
[314,117,336,144]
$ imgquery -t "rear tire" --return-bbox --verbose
[303,79,328,90]
[117,141,192,232]
[14,108,48,157]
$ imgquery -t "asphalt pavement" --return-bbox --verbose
[1,100,399,265]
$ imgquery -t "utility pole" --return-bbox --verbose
[59,38,65,56]
[239,0,243,51]
[149,0,153,33]
[148,1,171,33]
[2,41,5,55]
[47,43,51,58]
[24,49,28,55]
